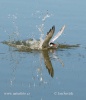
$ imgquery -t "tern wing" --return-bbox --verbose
[50,25,65,43]
[42,26,55,48]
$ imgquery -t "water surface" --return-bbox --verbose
[0,0,86,100]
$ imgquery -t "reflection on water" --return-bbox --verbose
[0,42,83,100]
[1,41,79,78]
[42,50,54,77]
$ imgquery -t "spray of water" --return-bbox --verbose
[7,14,20,41]
[2,11,52,50]
[36,11,52,49]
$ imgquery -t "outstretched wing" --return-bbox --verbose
[50,25,65,43]
[42,26,55,48]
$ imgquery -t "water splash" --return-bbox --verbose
[8,14,20,41]
[2,11,53,50]
[42,14,50,21]
[37,24,44,34]
[36,11,52,49]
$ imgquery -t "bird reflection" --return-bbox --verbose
[42,50,54,77]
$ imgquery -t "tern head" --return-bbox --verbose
[49,42,57,48]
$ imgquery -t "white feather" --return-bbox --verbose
[50,25,65,43]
